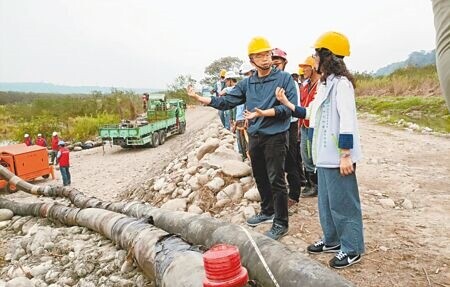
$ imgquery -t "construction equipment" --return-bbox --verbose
[98,94,186,148]
[0,143,55,192]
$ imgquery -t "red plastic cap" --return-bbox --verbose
[203,244,248,287]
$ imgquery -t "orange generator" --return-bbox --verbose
[0,144,54,192]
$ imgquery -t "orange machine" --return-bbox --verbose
[0,143,54,192]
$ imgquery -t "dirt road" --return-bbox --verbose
[3,107,450,286]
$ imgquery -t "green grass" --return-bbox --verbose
[0,90,141,142]
[356,96,450,133]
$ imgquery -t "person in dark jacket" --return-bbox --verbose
[187,36,297,240]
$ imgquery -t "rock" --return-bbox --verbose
[187,176,200,191]
[243,206,256,219]
[379,246,389,252]
[379,198,395,209]
[239,176,253,185]
[161,198,188,211]
[196,138,220,160]
[73,146,83,151]
[197,174,209,185]
[153,177,166,191]
[44,270,60,284]
[180,189,192,198]
[0,209,14,221]
[401,199,414,209]
[160,182,177,195]
[215,199,231,208]
[244,187,261,202]
[217,183,243,202]
[121,260,135,273]
[187,165,198,175]
[205,177,225,193]
[30,262,52,278]
[200,147,242,169]
[188,205,203,214]
[183,173,192,182]
[221,160,252,178]
[0,220,10,230]
[5,277,33,287]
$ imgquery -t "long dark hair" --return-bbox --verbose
[317,48,356,88]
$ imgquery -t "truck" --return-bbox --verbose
[98,94,186,148]
[0,144,55,192]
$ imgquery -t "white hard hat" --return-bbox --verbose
[37,133,42,137]
[239,63,254,75]
[52,132,58,136]
[224,71,239,79]
[24,134,29,138]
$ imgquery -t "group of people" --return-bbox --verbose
[23,131,71,186]
[187,31,365,269]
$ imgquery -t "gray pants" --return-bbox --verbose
[317,167,365,255]
[432,0,450,111]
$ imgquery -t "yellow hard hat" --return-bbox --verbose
[219,69,227,77]
[314,31,350,57]
[248,36,272,56]
[298,67,305,75]
[299,56,315,68]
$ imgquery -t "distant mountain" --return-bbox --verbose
[0,82,161,94]
[375,50,436,76]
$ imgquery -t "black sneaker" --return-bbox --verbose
[246,213,274,227]
[329,251,361,269]
[307,239,341,253]
[264,223,288,240]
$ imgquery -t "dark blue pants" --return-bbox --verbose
[249,131,289,227]
[60,167,71,186]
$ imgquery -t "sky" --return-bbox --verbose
[0,0,437,90]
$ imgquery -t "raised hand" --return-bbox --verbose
[275,87,288,104]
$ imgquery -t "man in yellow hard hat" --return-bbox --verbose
[187,36,298,240]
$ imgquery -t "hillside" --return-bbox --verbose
[375,50,436,76]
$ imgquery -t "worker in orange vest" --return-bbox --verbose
[57,140,71,186]
[35,133,47,147]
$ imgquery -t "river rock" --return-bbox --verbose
[401,199,414,209]
[215,199,231,208]
[205,177,225,193]
[161,198,188,211]
[244,187,261,202]
[187,176,200,191]
[0,220,10,230]
[197,174,209,185]
[153,177,166,191]
[217,183,243,202]
[160,182,177,195]
[196,138,220,160]
[0,209,14,221]
[5,277,33,287]
[243,206,256,219]
[200,147,242,169]
[188,205,203,214]
[379,198,395,209]
[222,160,252,178]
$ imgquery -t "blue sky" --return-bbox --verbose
[0,0,436,89]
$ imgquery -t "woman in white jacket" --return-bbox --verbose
[272,31,365,269]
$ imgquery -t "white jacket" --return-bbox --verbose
[309,74,362,168]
